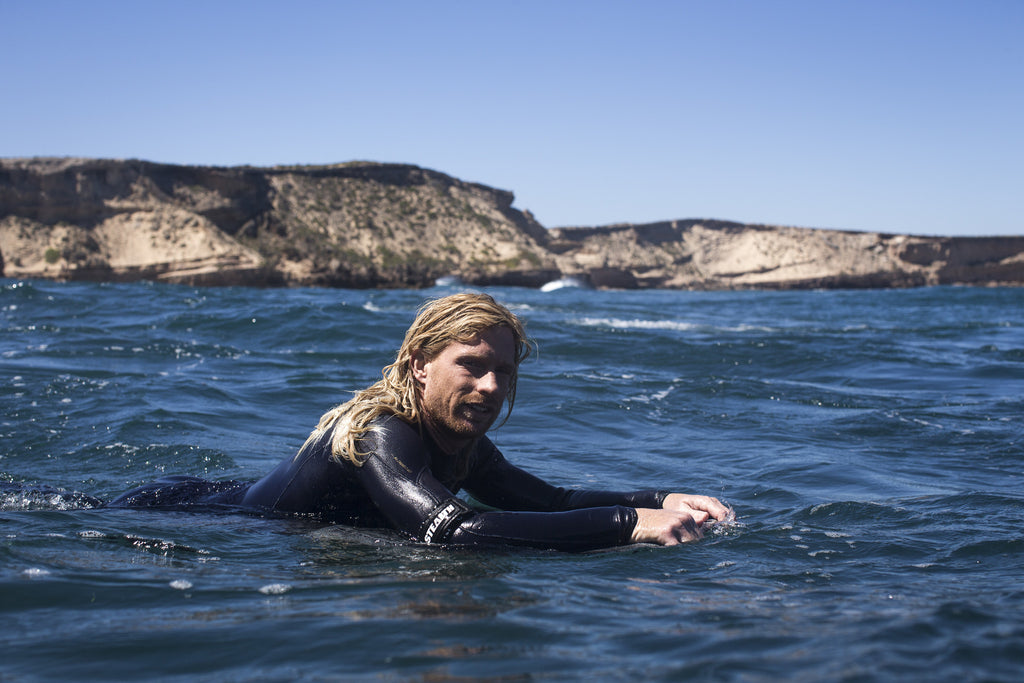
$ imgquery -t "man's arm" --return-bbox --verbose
[463,440,668,511]
[463,441,733,545]
[352,419,641,552]
[466,441,732,519]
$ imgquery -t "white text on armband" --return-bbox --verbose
[424,502,460,544]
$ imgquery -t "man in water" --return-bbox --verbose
[110,293,731,551]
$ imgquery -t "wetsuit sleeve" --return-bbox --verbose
[354,421,641,552]
[463,439,669,512]
[351,424,476,544]
[447,507,636,551]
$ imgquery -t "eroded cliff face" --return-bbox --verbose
[549,220,1024,289]
[2,158,1022,289]
[0,158,555,288]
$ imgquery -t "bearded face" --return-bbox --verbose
[411,326,516,454]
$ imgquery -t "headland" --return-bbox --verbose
[2,158,1022,289]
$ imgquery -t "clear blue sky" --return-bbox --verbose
[3,1,1021,236]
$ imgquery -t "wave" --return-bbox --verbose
[540,277,589,292]
[574,317,775,334]
[0,483,103,510]
[433,275,465,288]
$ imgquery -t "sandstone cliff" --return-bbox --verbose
[549,220,1024,289]
[0,158,555,288]
[2,158,1022,289]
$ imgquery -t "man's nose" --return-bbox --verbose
[477,371,501,395]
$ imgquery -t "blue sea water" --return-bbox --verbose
[2,278,1023,682]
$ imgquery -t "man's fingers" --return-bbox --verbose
[689,496,730,521]
[663,493,733,522]
[679,514,703,541]
[687,508,711,525]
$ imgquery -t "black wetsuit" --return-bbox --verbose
[107,416,668,552]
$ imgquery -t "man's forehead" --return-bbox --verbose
[452,324,511,342]
[445,326,515,355]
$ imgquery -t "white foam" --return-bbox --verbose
[540,277,588,292]
[575,317,775,334]
[259,583,292,595]
[434,275,463,287]
[576,317,700,332]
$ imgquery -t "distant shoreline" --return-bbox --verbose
[3,157,1023,290]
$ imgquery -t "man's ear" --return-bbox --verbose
[410,350,428,384]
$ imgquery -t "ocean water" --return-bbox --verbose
[2,278,1022,682]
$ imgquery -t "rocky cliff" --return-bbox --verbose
[549,220,1024,289]
[2,158,1022,289]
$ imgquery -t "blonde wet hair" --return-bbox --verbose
[310,292,532,466]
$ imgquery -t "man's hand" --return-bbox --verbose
[629,493,734,546]
[661,493,733,525]
[630,507,704,545]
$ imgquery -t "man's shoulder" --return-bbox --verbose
[363,414,426,452]
[369,414,418,436]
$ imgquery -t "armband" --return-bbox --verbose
[419,498,473,544]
